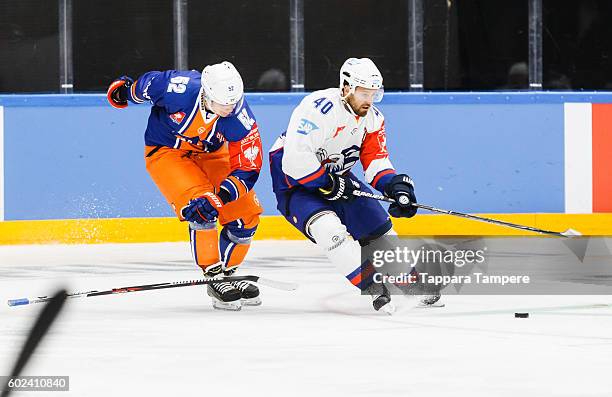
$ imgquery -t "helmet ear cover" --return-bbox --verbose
[341,77,353,96]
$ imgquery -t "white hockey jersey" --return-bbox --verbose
[269,88,396,193]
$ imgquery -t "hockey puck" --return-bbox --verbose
[514,312,529,318]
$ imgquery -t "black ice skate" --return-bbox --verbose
[394,268,444,308]
[230,280,262,306]
[223,268,262,306]
[204,266,242,311]
[206,282,242,311]
[416,293,445,308]
[366,283,395,315]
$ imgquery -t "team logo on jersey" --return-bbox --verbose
[244,145,260,167]
[377,129,389,154]
[170,111,186,124]
[316,146,360,173]
[332,126,346,138]
[239,130,262,169]
[296,118,319,135]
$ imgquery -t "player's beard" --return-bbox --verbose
[356,104,371,116]
[347,96,371,117]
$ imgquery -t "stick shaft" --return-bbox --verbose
[8,275,297,307]
[413,203,565,237]
[353,190,569,237]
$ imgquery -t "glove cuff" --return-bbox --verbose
[384,174,414,196]
[217,187,231,204]
[106,80,128,109]
[219,176,249,203]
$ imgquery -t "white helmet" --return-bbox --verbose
[339,57,384,103]
[201,61,244,106]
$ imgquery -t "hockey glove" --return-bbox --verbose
[318,173,360,201]
[384,174,418,218]
[181,193,224,224]
[106,76,134,109]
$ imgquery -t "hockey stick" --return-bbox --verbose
[2,289,67,397]
[353,190,582,238]
[7,276,297,307]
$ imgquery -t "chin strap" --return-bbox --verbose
[340,89,360,117]
[200,89,213,112]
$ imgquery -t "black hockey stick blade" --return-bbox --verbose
[1,289,67,397]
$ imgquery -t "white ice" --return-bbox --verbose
[1,241,612,397]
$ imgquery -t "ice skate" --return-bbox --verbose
[223,268,262,306]
[231,280,262,306]
[416,293,444,308]
[204,267,242,311]
[366,283,396,315]
[206,281,242,311]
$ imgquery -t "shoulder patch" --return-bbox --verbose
[237,107,255,130]
[296,118,319,135]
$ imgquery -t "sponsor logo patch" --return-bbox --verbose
[296,118,319,135]
[170,111,186,124]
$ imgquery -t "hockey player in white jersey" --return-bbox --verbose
[269,58,440,313]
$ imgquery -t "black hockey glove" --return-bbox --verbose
[384,174,417,218]
[181,193,224,224]
[106,76,134,109]
[318,173,360,201]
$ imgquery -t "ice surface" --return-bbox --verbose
[1,241,612,396]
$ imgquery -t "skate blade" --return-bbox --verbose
[211,300,242,311]
[380,302,396,315]
[415,302,445,308]
[241,297,262,306]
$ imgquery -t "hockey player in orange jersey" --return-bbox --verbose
[107,61,264,311]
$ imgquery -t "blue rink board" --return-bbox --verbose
[0,92,591,220]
